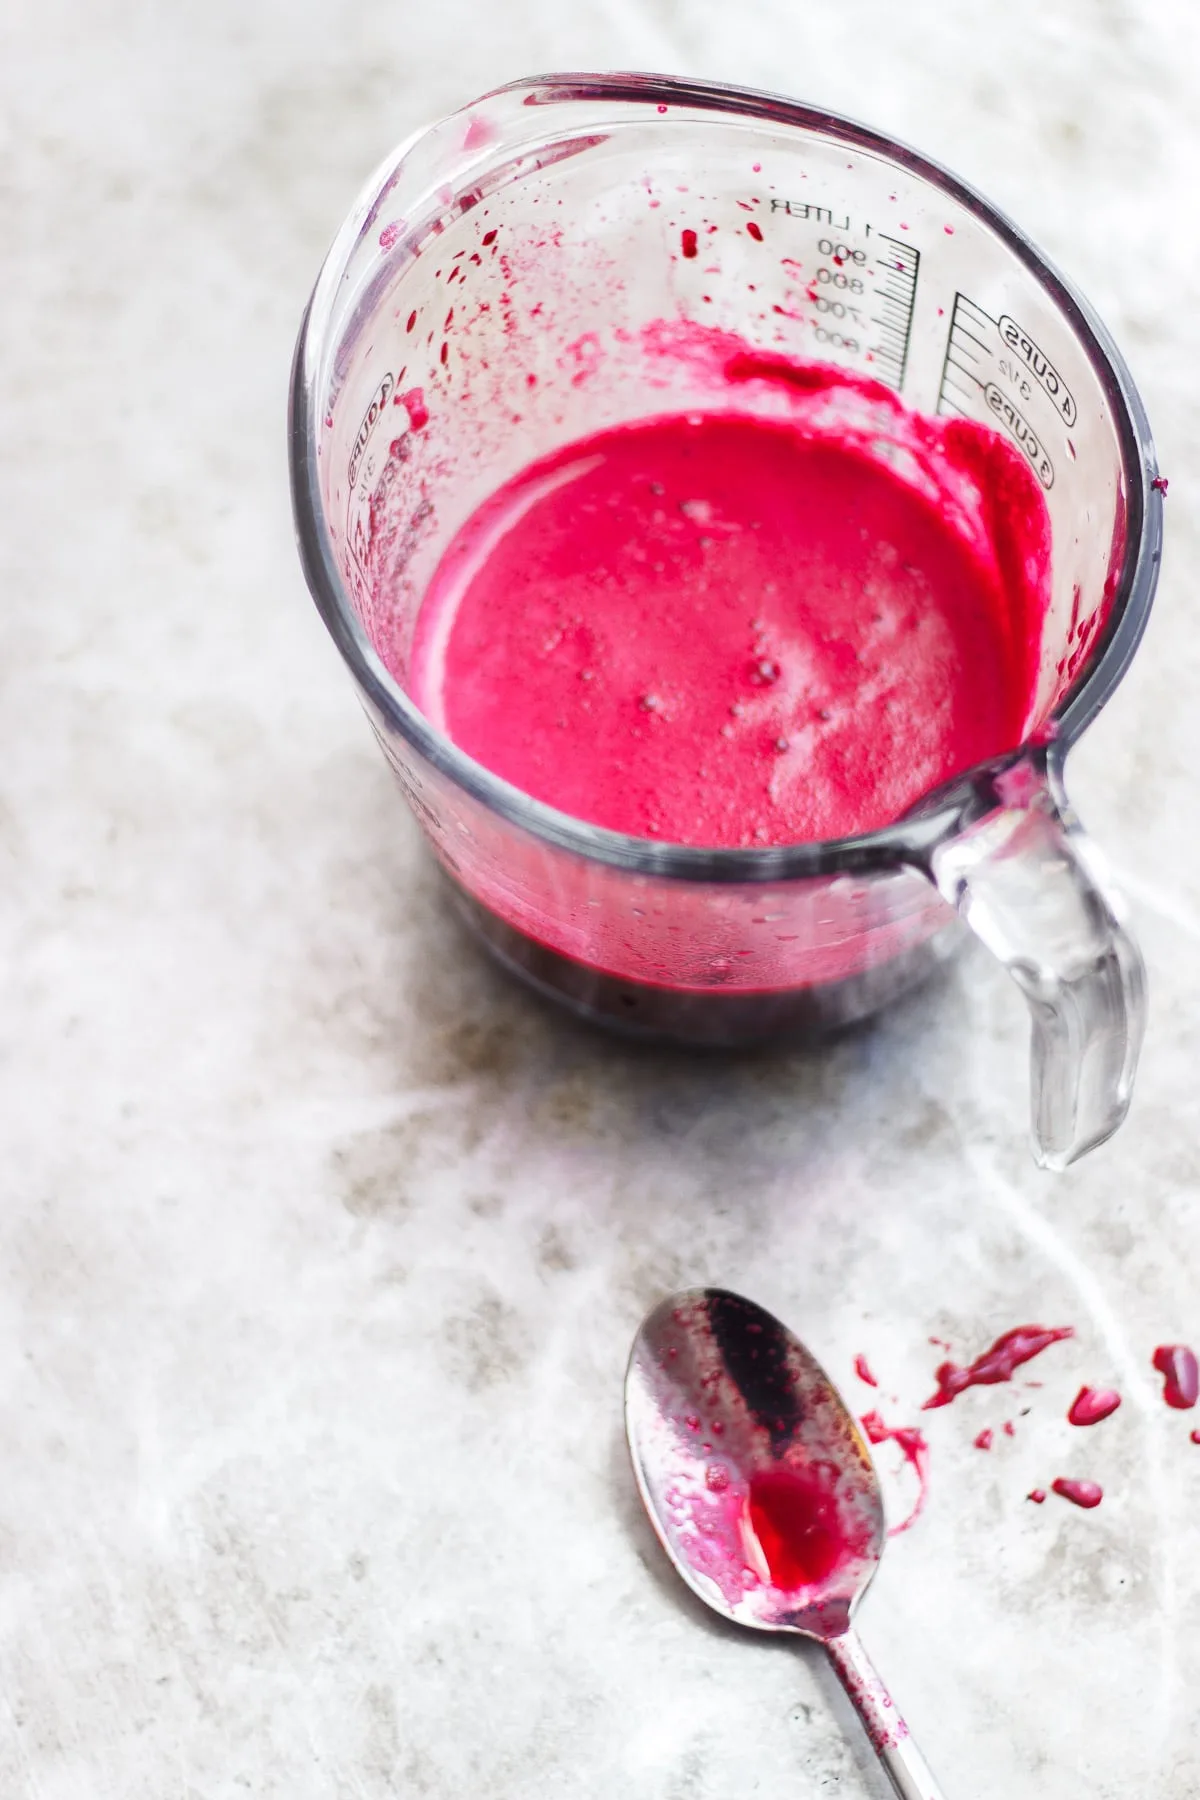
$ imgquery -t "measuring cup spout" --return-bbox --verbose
[921,747,1146,1169]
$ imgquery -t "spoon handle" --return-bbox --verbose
[825,1629,946,1800]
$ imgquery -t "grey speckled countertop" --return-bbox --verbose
[3,3,1200,1795]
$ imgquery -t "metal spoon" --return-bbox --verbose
[625,1287,946,1800]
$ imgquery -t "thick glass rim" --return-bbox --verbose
[289,69,1163,885]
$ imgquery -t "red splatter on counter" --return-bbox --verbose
[1051,1478,1103,1510]
[1068,1385,1122,1427]
[860,1410,930,1534]
[924,1326,1074,1409]
[1153,1344,1198,1410]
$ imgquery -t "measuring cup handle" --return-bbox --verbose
[923,749,1146,1170]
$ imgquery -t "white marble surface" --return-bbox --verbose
[3,2,1200,1795]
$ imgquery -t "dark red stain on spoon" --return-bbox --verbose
[1153,1344,1198,1409]
[680,229,698,259]
[923,1326,1074,1408]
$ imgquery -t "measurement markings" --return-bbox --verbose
[949,323,990,357]
[941,372,977,410]
[866,232,920,391]
[938,293,987,410]
[937,293,1057,487]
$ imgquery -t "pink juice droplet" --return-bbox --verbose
[1153,1344,1198,1410]
[973,1428,993,1451]
[854,1354,878,1388]
[400,387,428,431]
[924,1325,1074,1409]
[1027,1488,1047,1504]
[1068,1385,1122,1427]
[1051,1477,1103,1510]
[681,229,698,259]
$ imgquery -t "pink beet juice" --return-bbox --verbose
[410,391,1048,851]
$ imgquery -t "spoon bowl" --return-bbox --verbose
[626,1287,883,1639]
[626,1288,947,1800]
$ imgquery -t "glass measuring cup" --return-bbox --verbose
[289,72,1162,1169]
